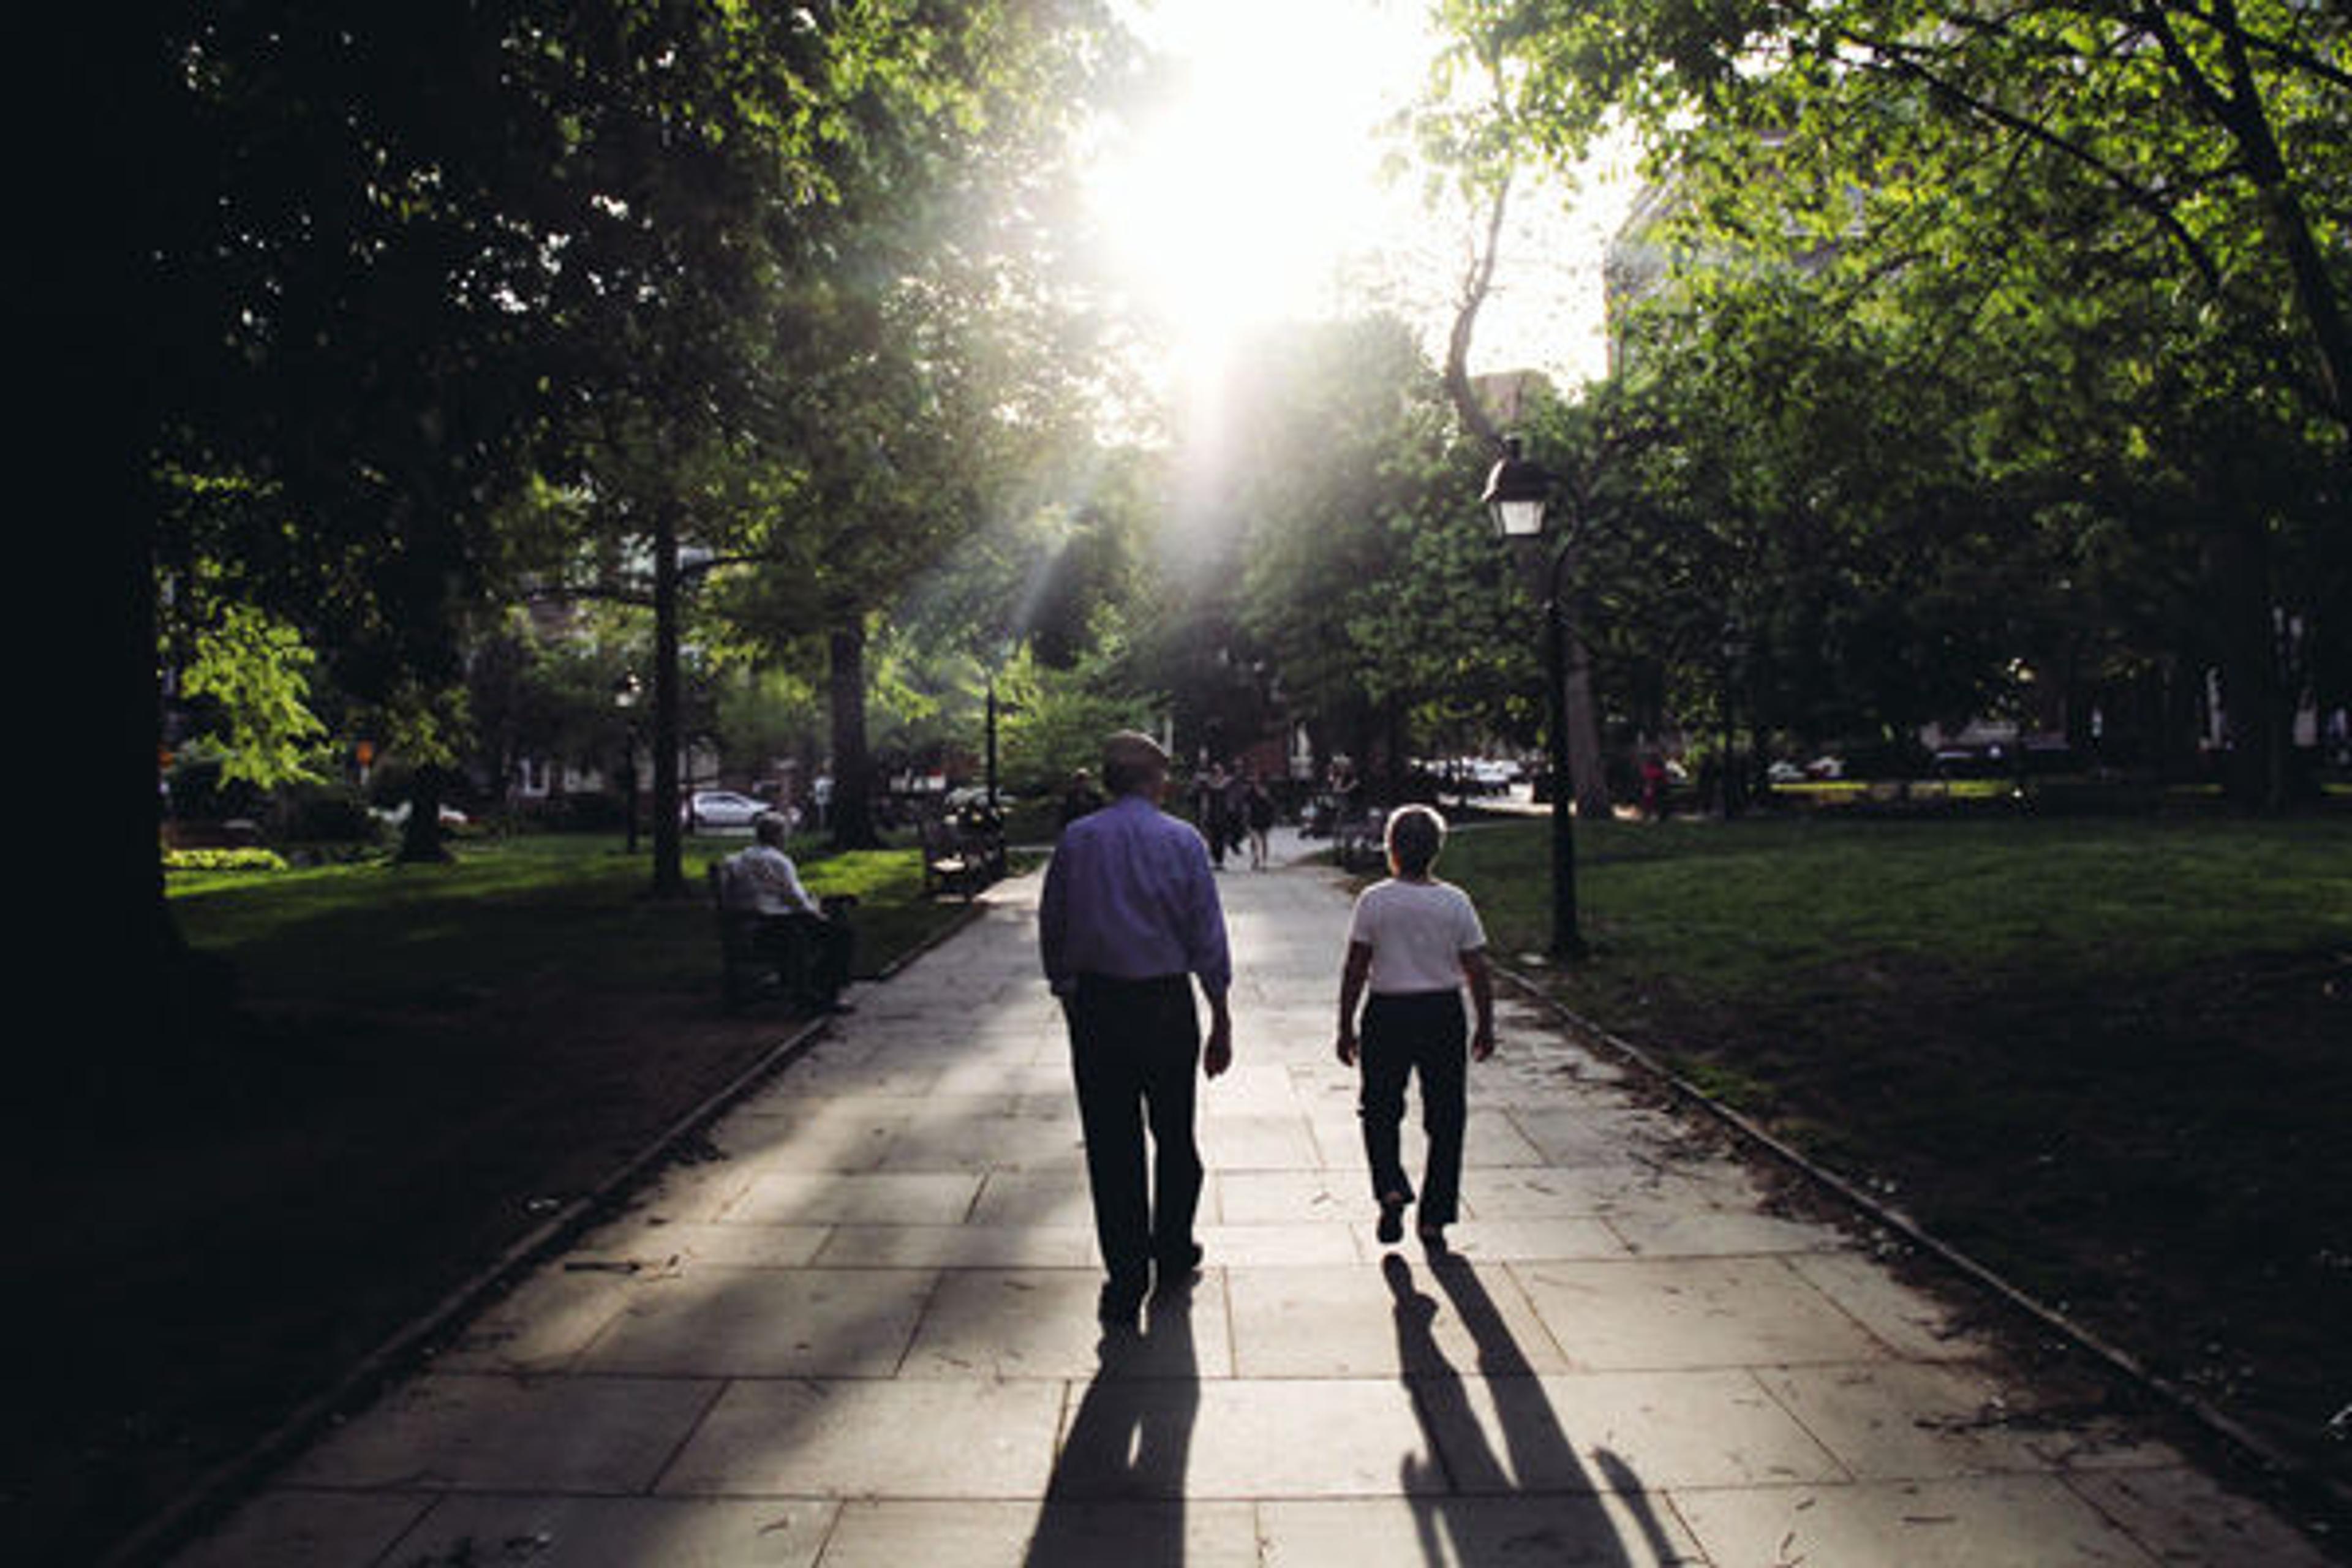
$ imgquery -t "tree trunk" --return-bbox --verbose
[2210,516,2286,812]
[39,12,238,1112]
[396,766,453,862]
[829,620,882,850]
[1381,696,1409,801]
[1564,630,1612,820]
[2210,0,2352,437]
[649,501,688,895]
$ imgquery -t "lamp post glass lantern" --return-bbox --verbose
[1479,436,1583,958]
[1482,437,1553,541]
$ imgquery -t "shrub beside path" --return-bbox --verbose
[168,832,2333,1566]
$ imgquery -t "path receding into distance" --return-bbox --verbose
[173,829,2329,1567]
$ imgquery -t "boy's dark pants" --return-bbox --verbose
[1066,974,1204,1296]
[1358,990,1468,1225]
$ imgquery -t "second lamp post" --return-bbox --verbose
[1482,436,1585,959]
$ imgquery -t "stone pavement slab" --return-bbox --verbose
[168,830,2331,1566]
[1669,1474,2166,1566]
[282,1373,722,1493]
[573,1267,935,1377]
[656,1378,1066,1499]
[1226,1262,1568,1378]
[374,1496,838,1568]
[1256,1494,1706,1567]
[824,1498,1262,1568]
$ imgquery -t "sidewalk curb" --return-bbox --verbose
[102,894,993,1568]
[1491,960,2352,1544]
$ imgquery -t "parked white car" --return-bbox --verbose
[682,789,768,831]
[371,801,470,827]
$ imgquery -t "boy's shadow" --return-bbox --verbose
[1387,1251,1687,1566]
[1022,1286,1201,1568]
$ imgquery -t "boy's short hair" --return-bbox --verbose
[753,811,790,847]
[1385,804,1447,877]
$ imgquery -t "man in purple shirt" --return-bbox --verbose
[1040,730,1234,1324]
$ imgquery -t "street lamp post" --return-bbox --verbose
[615,671,643,854]
[985,675,1000,815]
[1482,437,1586,959]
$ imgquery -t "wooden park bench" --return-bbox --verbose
[709,860,857,1012]
[1333,809,1387,874]
[918,812,1005,900]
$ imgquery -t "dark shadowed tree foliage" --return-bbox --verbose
[1426,0,2348,805]
[70,0,1129,1059]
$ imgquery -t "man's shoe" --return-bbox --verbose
[1376,1196,1407,1247]
[1151,1243,1204,1298]
[1098,1278,1147,1326]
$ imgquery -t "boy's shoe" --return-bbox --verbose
[1154,1242,1205,1295]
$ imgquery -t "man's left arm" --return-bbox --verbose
[1180,835,1234,1077]
[1201,984,1232,1078]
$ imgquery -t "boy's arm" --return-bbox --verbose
[1335,940,1374,1065]
[1201,984,1233,1078]
[1461,948,1497,1060]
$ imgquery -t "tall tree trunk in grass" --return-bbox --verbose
[396,766,453,863]
[650,500,688,895]
[829,621,881,850]
[63,37,236,1094]
[2211,511,2294,813]
[1564,625,1612,821]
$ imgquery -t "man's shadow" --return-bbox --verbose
[1387,1251,1686,1566]
[1023,1286,1201,1568]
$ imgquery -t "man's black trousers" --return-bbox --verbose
[1066,973,1203,1295]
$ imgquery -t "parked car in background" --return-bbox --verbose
[371,801,470,829]
[1471,758,1521,793]
[682,789,767,832]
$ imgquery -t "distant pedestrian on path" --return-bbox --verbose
[1196,761,1235,869]
[1243,769,1276,870]
[1335,805,1494,1250]
[1040,730,1235,1325]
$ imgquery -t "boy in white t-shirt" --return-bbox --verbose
[1336,805,1496,1248]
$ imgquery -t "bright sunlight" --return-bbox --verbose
[1085,0,1454,390]
[1084,0,1633,412]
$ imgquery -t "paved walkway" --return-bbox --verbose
[174,835,2328,1566]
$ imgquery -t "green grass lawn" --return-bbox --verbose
[1439,811,2352,1479]
[15,831,981,1564]
[167,829,948,990]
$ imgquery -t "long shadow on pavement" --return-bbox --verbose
[1023,1286,1201,1568]
[1392,1251,1686,1566]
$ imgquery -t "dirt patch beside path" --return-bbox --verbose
[7,978,816,1565]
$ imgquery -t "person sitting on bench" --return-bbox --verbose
[728,812,854,1012]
